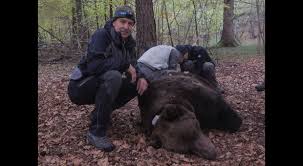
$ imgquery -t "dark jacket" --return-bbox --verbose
[77,19,136,78]
[189,46,214,65]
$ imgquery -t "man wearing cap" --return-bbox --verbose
[67,5,148,152]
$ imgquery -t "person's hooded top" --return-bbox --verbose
[137,45,179,70]
[136,45,183,82]
[76,19,137,78]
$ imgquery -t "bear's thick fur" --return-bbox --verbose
[138,71,242,160]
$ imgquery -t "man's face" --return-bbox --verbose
[178,52,188,64]
[112,18,135,39]
[183,52,189,60]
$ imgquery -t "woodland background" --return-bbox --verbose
[38,0,265,60]
[38,0,265,165]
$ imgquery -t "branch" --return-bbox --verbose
[235,0,258,6]
[38,24,65,45]
[232,12,248,20]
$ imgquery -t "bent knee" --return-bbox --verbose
[101,70,122,86]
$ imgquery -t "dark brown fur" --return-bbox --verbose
[138,71,242,160]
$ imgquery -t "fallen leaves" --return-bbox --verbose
[146,146,155,155]
[72,158,83,166]
[97,157,109,166]
[38,56,265,166]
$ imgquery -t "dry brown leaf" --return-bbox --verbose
[39,57,265,166]
[72,158,83,166]
[97,157,109,166]
[138,136,146,145]
[146,146,155,155]
[113,140,123,146]
[121,142,131,149]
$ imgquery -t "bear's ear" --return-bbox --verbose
[160,104,185,121]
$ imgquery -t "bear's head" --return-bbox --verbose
[216,103,242,133]
[150,103,217,160]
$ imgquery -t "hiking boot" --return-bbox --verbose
[87,132,115,152]
[255,82,265,92]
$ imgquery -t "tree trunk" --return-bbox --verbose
[172,0,181,44]
[163,0,173,46]
[109,0,113,18]
[202,0,215,47]
[161,1,164,44]
[157,4,161,44]
[192,0,199,45]
[75,0,83,34]
[104,0,107,22]
[135,0,157,57]
[94,0,99,29]
[218,0,239,47]
[74,0,84,49]
[255,0,264,55]
[82,1,89,45]
[71,6,77,47]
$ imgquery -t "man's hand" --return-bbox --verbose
[137,78,148,96]
[127,64,137,83]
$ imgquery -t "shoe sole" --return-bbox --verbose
[86,136,115,152]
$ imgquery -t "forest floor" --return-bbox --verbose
[38,54,265,166]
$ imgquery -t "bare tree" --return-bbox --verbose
[94,0,99,29]
[248,4,256,39]
[255,0,264,55]
[218,0,239,47]
[160,1,164,44]
[156,3,161,44]
[82,1,89,42]
[135,0,157,56]
[71,0,85,49]
[172,0,181,44]
[109,0,113,18]
[104,0,108,22]
[163,0,174,46]
[192,0,199,45]
[201,0,219,47]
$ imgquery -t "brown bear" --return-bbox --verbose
[138,71,242,160]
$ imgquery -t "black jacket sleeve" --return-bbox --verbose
[190,46,215,66]
[79,29,111,76]
[87,29,111,60]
